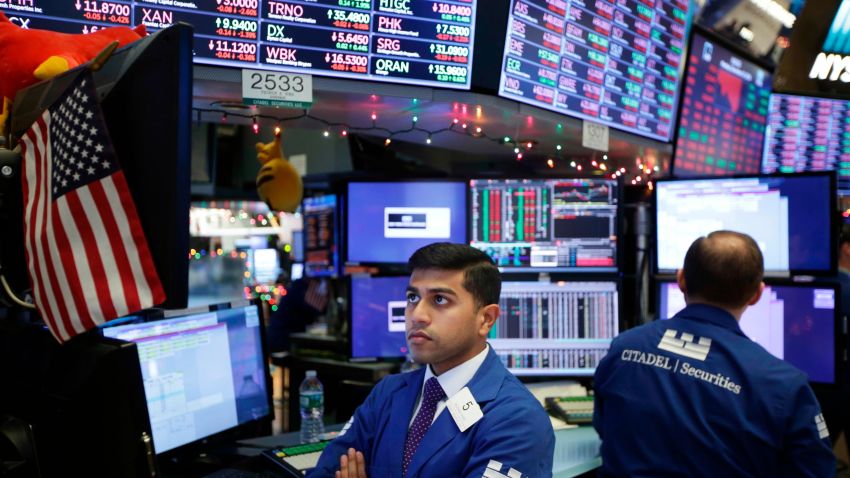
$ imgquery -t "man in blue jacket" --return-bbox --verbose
[594,230,835,477]
[308,243,554,478]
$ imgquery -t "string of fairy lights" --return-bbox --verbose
[193,107,660,184]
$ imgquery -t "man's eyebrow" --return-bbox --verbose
[407,287,458,296]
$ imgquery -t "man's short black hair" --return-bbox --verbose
[683,231,763,309]
[408,242,501,309]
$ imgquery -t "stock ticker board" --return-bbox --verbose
[497,0,692,142]
[763,94,850,192]
[672,32,772,177]
[0,0,476,89]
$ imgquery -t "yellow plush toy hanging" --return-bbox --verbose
[255,129,303,213]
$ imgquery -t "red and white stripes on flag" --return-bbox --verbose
[18,72,164,343]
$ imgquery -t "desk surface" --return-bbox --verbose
[239,425,600,477]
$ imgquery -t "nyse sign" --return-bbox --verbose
[809,52,850,82]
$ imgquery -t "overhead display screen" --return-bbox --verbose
[0,0,477,90]
[497,0,692,141]
[672,32,772,177]
[762,93,850,194]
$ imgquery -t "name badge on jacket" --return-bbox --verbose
[446,387,483,432]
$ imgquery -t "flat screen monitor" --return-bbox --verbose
[469,178,619,272]
[303,194,339,278]
[657,280,841,384]
[291,262,305,281]
[762,93,850,194]
[496,0,692,141]
[346,181,467,265]
[0,0,478,90]
[655,173,835,275]
[249,248,280,284]
[672,32,772,177]
[0,323,157,477]
[350,275,410,359]
[490,280,619,376]
[101,304,271,454]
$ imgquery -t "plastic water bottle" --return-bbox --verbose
[299,370,325,443]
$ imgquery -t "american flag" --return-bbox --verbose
[18,71,164,343]
[304,278,329,312]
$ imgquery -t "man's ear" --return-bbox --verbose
[676,269,687,294]
[747,282,765,306]
[478,304,499,337]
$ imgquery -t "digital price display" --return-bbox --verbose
[762,94,850,193]
[497,0,692,142]
[673,33,772,177]
[0,0,477,90]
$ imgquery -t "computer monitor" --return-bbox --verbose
[303,194,339,278]
[346,181,467,265]
[496,0,692,142]
[656,280,842,384]
[291,263,305,281]
[469,178,619,272]
[655,173,836,275]
[0,322,157,476]
[249,248,280,284]
[490,280,619,376]
[349,275,410,359]
[762,93,850,194]
[101,303,272,454]
[672,31,772,177]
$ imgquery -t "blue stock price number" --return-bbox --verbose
[248,72,306,93]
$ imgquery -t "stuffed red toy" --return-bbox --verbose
[0,12,146,134]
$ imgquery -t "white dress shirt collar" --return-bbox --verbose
[422,343,489,401]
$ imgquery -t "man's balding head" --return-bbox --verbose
[681,231,764,309]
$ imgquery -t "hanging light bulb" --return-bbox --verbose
[426,135,432,144]
[252,117,259,134]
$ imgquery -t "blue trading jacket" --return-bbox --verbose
[594,304,835,477]
[307,347,554,478]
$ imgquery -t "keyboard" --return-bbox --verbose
[262,440,331,476]
[545,396,595,425]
